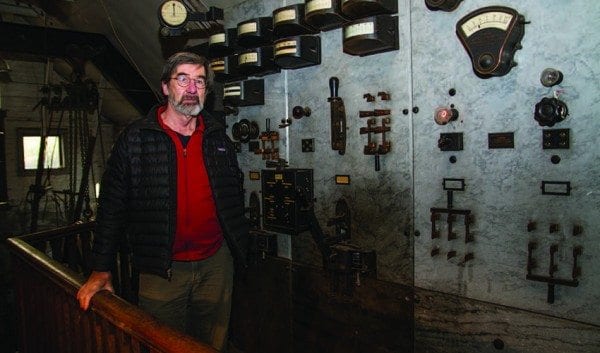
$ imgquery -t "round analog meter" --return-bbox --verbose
[159,0,188,28]
[456,6,525,78]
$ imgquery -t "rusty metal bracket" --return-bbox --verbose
[360,117,391,171]
[526,243,581,303]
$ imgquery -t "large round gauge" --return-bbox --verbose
[159,0,188,28]
[456,6,526,78]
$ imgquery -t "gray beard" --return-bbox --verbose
[170,95,203,116]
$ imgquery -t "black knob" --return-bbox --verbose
[479,54,494,69]
[534,97,568,127]
[292,106,311,119]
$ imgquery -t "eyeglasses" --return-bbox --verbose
[171,74,207,88]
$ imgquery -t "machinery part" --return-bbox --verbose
[158,0,188,28]
[273,35,321,69]
[261,168,313,234]
[438,132,463,151]
[328,77,346,155]
[158,2,223,36]
[456,6,526,78]
[543,129,569,149]
[292,105,311,119]
[434,106,459,125]
[248,191,261,229]
[272,4,317,39]
[279,105,311,128]
[326,198,351,243]
[540,68,563,87]
[360,117,391,171]
[425,0,463,12]
[231,119,259,143]
[534,97,568,127]
[223,79,265,107]
[341,0,397,20]
[256,119,280,160]
[377,91,390,100]
[541,181,571,196]
[279,117,292,128]
[304,0,349,31]
[250,229,277,260]
[359,109,390,117]
[526,243,580,304]
[488,132,514,149]
[342,15,399,57]
[265,158,288,169]
[301,138,315,152]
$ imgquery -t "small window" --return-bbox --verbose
[18,128,68,175]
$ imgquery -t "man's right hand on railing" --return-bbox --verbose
[77,271,115,310]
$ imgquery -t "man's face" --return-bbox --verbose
[162,63,207,116]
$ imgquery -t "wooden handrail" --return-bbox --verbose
[7,223,218,353]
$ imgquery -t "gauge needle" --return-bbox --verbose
[172,3,176,15]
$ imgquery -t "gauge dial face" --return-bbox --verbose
[160,0,188,27]
[460,11,514,37]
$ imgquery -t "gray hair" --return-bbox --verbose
[160,52,214,92]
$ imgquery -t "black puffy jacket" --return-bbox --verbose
[91,105,248,278]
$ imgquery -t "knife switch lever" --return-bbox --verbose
[328,77,347,155]
[360,116,391,171]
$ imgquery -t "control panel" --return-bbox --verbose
[261,168,314,234]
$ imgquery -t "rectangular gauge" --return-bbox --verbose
[335,175,351,185]
[488,132,514,148]
[443,178,465,191]
[541,181,571,196]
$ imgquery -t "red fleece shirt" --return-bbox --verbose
[158,107,223,261]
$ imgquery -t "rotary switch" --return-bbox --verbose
[434,106,459,125]
[534,97,568,127]
[425,0,463,12]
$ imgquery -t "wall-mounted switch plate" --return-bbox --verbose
[543,129,569,149]
[438,132,463,151]
[302,138,315,152]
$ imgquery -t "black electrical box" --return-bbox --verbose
[262,168,314,235]
[274,35,321,69]
[208,28,245,58]
[210,55,247,83]
[237,17,273,49]
[237,46,281,77]
[342,14,398,57]
[223,79,264,107]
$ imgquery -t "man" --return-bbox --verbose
[77,52,248,351]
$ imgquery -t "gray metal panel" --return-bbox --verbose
[226,0,600,331]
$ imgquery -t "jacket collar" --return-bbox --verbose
[139,104,226,134]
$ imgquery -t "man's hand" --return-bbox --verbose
[76,271,114,310]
